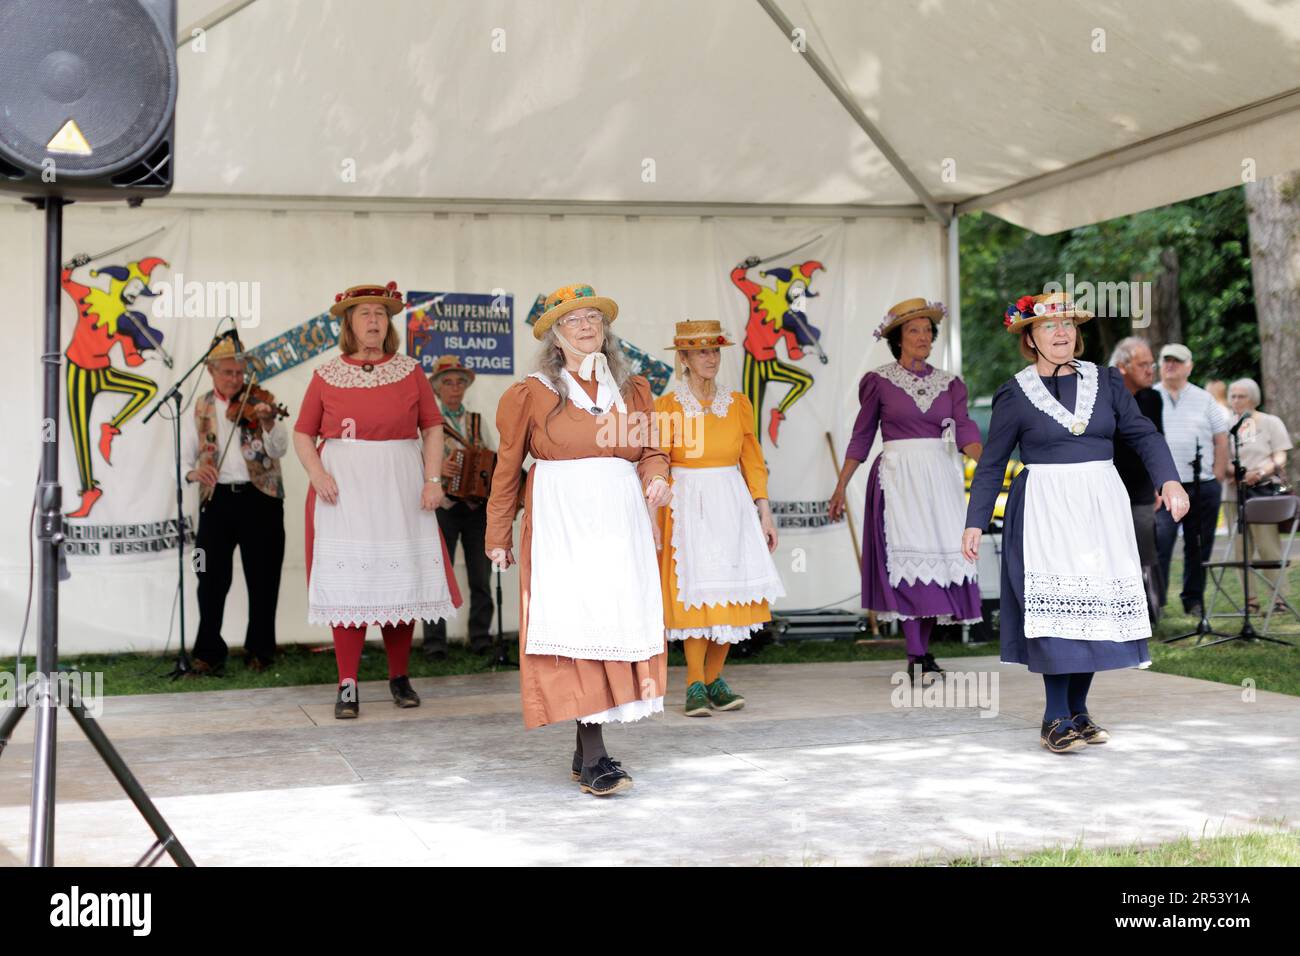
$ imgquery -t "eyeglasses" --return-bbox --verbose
[1038,319,1076,331]
[558,312,604,329]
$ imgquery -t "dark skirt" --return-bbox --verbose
[1000,470,1151,674]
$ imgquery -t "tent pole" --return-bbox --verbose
[944,214,961,375]
[754,0,950,226]
[177,0,260,48]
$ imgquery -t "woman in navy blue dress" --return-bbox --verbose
[962,292,1189,753]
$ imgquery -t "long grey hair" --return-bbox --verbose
[536,321,631,432]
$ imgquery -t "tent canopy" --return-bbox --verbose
[171,0,1300,232]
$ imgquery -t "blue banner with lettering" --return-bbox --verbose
[406,291,515,375]
[243,311,341,381]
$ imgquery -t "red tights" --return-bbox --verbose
[331,621,414,685]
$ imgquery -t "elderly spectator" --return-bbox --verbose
[1153,344,1230,618]
[1109,337,1164,623]
[1225,378,1293,612]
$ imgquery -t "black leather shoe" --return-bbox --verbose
[389,676,421,708]
[921,653,945,676]
[1071,712,1110,744]
[1040,717,1087,753]
[577,756,632,796]
[572,752,623,781]
[335,680,359,720]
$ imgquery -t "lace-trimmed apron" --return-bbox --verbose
[309,438,457,626]
[1014,362,1149,642]
[879,438,972,589]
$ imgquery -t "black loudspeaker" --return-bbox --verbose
[0,0,176,202]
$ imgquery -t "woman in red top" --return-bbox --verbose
[293,283,461,719]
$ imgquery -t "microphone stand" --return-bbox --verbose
[141,326,232,679]
[1163,441,1232,645]
[1202,423,1294,648]
[491,567,516,669]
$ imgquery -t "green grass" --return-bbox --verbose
[2,555,1295,700]
[943,824,1299,866]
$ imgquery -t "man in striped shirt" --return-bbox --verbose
[1153,343,1229,617]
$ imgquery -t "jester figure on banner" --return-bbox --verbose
[730,247,826,447]
[61,247,170,519]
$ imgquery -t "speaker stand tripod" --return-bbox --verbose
[0,197,193,867]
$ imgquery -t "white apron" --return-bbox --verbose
[668,465,785,611]
[1021,459,1149,641]
[527,457,665,662]
[309,438,457,627]
[878,437,972,588]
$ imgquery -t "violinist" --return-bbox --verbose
[181,331,289,674]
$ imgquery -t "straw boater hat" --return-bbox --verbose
[428,354,475,385]
[205,329,245,362]
[533,283,618,340]
[872,298,947,341]
[1003,291,1094,332]
[329,281,406,317]
[665,320,734,351]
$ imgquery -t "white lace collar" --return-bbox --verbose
[872,361,956,414]
[1014,360,1098,436]
[674,383,734,418]
[317,354,418,388]
[528,370,615,415]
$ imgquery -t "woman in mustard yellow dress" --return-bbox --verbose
[655,320,785,715]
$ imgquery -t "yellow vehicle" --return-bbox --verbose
[963,398,1022,532]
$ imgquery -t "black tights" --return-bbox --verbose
[575,721,608,768]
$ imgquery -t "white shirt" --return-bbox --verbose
[1154,381,1230,483]
[181,391,289,484]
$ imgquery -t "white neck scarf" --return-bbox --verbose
[558,337,626,413]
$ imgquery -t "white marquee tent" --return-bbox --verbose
[3,0,1298,655]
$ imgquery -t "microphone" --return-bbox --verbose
[1230,410,1252,437]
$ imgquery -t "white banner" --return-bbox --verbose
[58,215,197,561]
[1,204,941,653]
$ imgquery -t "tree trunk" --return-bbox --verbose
[1245,173,1300,489]
[1149,247,1183,347]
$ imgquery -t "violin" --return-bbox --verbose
[225,383,289,429]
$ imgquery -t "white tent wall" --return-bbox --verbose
[167,0,1300,233]
[0,201,941,656]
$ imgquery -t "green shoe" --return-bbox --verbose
[684,681,712,717]
[705,676,745,712]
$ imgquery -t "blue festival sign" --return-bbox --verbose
[406,291,514,375]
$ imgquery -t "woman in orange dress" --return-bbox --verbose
[654,320,784,716]
[485,284,672,797]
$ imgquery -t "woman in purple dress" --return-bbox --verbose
[830,298,984,683]
[962,292,1188,753]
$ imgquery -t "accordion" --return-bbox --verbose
[445,446,497,502]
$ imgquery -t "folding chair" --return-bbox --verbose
[1204,494,1299,635]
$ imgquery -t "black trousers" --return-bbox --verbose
[423,501,494,651]
[194,483,285,665]
[1154,477,1221,612]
